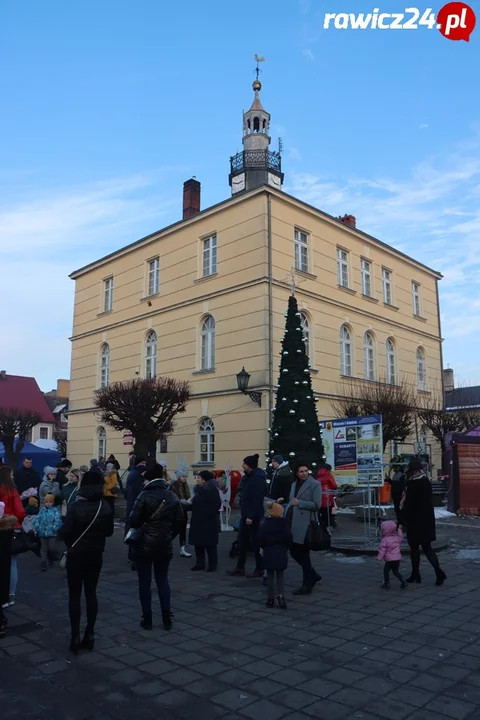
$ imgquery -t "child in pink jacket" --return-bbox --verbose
[377,520,407,589]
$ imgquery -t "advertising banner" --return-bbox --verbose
[319,415,384,487]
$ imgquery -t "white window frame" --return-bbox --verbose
[39,427,49,440]
[337,248,349,288]
[147,257,160,296]
[294,228,309,273]
[361,259,372,297]
[386,338,396,385]
[364,332,375,381]
[300,312,311,360]
[199,417,215,463]
[145,330,157,379]
[103,277,113,313]
[382,268,392,305]
[97,427,106,459]
[100,343,110,388]
[412,282,421,316]
[202,234,217,277]
[417,347,426,391]
[200,315,215,370]
[340,325,352,376]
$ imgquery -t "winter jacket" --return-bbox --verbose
[0,486,26,530]
[56,468,69,490]
[107,457,121,471]
[129,479,184,560]
[388,471,406,503]
[401,472,436,546]
[125,466,147,520]
[39,478,61,506]
[269,463,293,503]
[61,482,79,505]
[286,476,322,545]
[239,467,268,521]
[377,520,403,562]
[13,467,41,494]
[103,471,119,498]
[258,516,292,571]
[63,485,114,555]
[170,479,191,502]
[317,468,338,508]
[33,506,63,538]
[189,480,221,547]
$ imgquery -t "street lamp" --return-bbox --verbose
[236,367,262,407]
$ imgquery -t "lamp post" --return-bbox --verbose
[236,367,262,407]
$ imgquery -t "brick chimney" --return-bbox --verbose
[0,370,6,380]
[338,214,356,229]
[443,367,454,393]
[183,178,201,220]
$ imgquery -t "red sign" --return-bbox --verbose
[122,430,134,446]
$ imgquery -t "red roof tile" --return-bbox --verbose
[0,374,56,423]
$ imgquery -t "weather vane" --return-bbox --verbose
[285,267,307,295]
[254,53,265,81]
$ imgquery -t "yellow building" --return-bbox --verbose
[68,78,443,474]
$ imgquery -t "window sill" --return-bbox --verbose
[191,462,215,468]
[413,314,427,323]
[418,388,430,394]
[97,310,113,317]
[383,303,399,311]
[194,273,218,284]
[295,269,318,280]
[340,373,355,379]
[338,285,356,295]
[362,294,378,303]
[140,293,159,303]
[192,368,216,376]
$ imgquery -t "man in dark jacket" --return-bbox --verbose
[227,453,267,578]
[269,455,293,503]
[189,470,222,572]
[124,457,147,524]
[56,459,73,491]
[14,457,41,494]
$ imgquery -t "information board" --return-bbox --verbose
[319,415,384,487]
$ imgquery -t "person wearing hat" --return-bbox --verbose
[269,455,293,504]
[56,459,73,491]
[170,462,192,558]
[227,454,267,578]
[39,467,61,507]
[258,502,292,608]
[189,471,222,572]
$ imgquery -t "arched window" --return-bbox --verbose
[364,332,375,381]
[300,312,311,360]
[97,427,106,459]
[253,116,260,132]
[100,343,110,388]
[340,325,352,377]
[145,330,157,379]
[417,347,426,391]
[199,417,215,463]
[386,338,396,385]
[201,315,215,370]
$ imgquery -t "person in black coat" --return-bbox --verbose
[13,457,41,494]
[63,471,114,655]
[129,464,184,631]
[189,471,222,572]
[269,455,294,503]
[227,454,267,578]
[258,502,292,609]
[401,459,446,586]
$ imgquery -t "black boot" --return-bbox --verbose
[80,630,95,651]
[266,598,275,608]
[69,635,81,655]
[140,614,153,630]
[162,611,173,631]
[436,570,447,586]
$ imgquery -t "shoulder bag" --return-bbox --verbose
[305,511,331,552]
[124,499,166,546]
[59,500,102,569]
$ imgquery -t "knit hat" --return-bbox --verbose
[90,458,99,466]
[106,463,115,471]
[243,453,259,469]
[158,459,168,468]
[144,464,164,482]
[175,464,188,480]
[44,466,57,477]
[81,471,103,487]
[198,470,214,482]
[58,459,72,469]
[44,493,56,504]
[267,502,284,518]
[273,455,284,464]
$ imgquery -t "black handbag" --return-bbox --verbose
[124,499,166,545]
[11,530,30,555]
[305,513,331,552]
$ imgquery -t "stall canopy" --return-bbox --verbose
[0,440,61,474]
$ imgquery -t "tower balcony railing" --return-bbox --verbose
[230,149,282,174]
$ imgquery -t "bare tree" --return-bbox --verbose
[331,378,417,451]
[0,409,41,469]
[53,428,68,458]
[94,377,191,464]
[418,385,480,454]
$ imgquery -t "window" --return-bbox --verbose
[199,417,215,463]
[203,234,217,276]
[412,282,421,316]
[300,312,311,360]
[97,427,106,459]
[340,325,352,376]
[294,228,309,273]
[148,257,160,296]
[145,330,157,379]
[39,427,48,440]
[100,343,110,388]
[419,424,428,447]
[386,338,396,384]
[382,268,392,305]
[417,347,426,390]
[337,248,349,288]
[361,259,372,297]
[160,437,168,454]
[200,315,215,370]
[364,332,375,381]
[103,277,113,312]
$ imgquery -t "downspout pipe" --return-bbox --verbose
[267,193,274,423]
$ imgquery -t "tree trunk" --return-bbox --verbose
[2,435,24,470]
[133,437,157,467]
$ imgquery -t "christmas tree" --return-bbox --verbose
[268,294,325,473]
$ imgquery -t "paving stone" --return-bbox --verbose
[426,696,477,719]
[244,679,287,698]
[274,689,320,711]
[301,699,352,719]
[387,685,435,708]
[296,680,343,700]
[364,697,419,720]
[238,698,289,720]
[212,688,258,711]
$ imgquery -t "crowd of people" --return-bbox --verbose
[0,451,446,649]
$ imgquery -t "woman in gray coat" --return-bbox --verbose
[285,462,322,595]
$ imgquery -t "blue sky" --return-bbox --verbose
[1,0,479,391]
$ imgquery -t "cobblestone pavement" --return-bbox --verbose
[2,524,480,720]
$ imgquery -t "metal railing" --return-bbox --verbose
[230,149,282,174]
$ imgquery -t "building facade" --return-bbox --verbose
[68,79,444,474]
[0,371,56,444]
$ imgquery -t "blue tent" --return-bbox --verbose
[0,440,61,474]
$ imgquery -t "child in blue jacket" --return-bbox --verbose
[33,493,63,571]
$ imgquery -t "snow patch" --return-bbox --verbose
[331,555,366,564]
[435,507,456,519]
[456,548,480,562]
